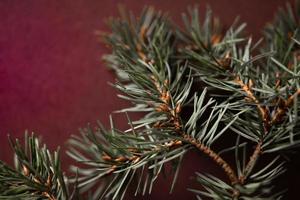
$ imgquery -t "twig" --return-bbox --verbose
[239,142,262,184]
[234,77,270,133]
[182,134,239,184]
[235,77,269,183]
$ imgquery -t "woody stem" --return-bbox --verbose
[182,134,239,184]
[235,77,269,183]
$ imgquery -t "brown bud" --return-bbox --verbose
[161,91,170,104]
[138,51,147,61]
[165,141,174,147]
[164,79,169,87]
[107,165,117,175]
[22,165,30,176]
[115,156,128,162]
[46,175,52,187]
[42,192,51,199]
[102,154,112,161]
[175,103,182,114]
[153,121,162,128]
[156,104,169,112]
[151,76,161,92]
[132,157,140,164]
[211,34,222,45]
[219,51,231,69]
[174,140,182,146]
[33,177,41,184]
[129,155,136,160]
[140,25,147,41]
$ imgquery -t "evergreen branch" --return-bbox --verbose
[103,7,242,189]
[103,5,300,199]
[116,50,240,186]
[102,6,175,82]
[238,3,300,191]
[0,132,74,200]
[176,3,300,198]
[187,30,299,189]
[231,72,299,189]
[68,87,240,199]
[67,121,190,199]
[2,3,300,200]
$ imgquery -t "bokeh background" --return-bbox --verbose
[0,0,299,199]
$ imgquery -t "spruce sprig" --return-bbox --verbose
[1,2,300,200]
[0,133,76,200]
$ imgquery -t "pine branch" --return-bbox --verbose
[1,2,300,200]
[67,119,190,199]
[174,3,300,199]
[103,6,240,188]
[0,132,76,200]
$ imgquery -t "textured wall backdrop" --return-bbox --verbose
[0,0,298,199]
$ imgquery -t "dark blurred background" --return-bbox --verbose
[0,0,298,199]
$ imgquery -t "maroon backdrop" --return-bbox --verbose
[0,0,298,199]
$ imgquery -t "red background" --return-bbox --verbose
[0,0,298,199]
